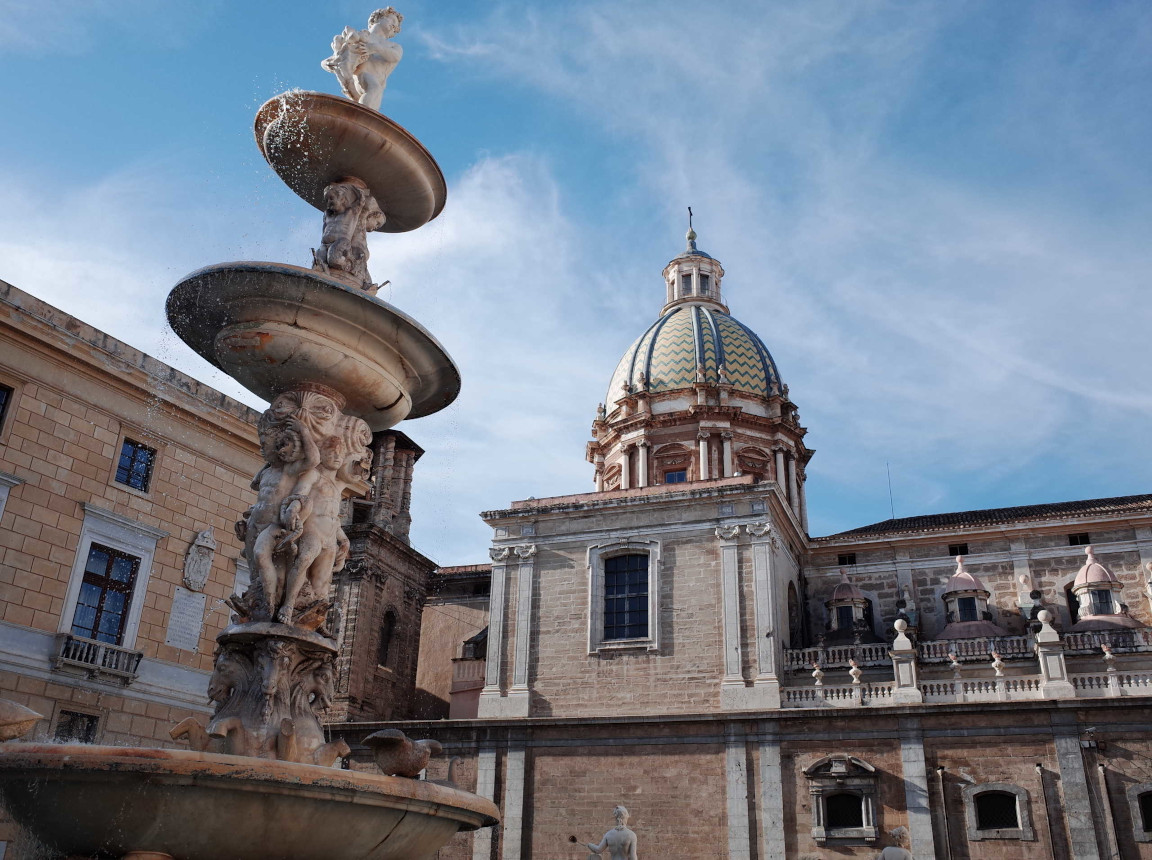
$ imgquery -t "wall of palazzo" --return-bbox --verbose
[0,279,263,747]
[334,698,1152,860]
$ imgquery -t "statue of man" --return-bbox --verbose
[323,7,404,111]
[586,805,638,860]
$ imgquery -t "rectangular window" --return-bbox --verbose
[71,543,139,645]
[115,439,156,492]
[948,543,969,557]
[1091,589,1114,616]
[0,384,12,430]
[1069,532,1091,546]
[680,273,693,297]
[838,553,856,567]
[836,605,855,632]
[664,470,687,484]
[603,554,649,641]
[54,710,99,744]
[698,274,711,295]
[957,596,979,623]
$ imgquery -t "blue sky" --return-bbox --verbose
[2,1,1151,564]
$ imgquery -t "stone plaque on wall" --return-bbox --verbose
[165,586,206,652]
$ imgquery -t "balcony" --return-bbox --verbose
[52,633,143,685]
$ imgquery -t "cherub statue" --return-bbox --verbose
[277,434,348,624]
[236,415,319,619]
[311,176,386,292]
[585,805,638,860]
[322,7,404,111]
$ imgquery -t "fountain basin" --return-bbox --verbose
[166,262,460,430]
[0,744,498,859]
[255,91,446,233]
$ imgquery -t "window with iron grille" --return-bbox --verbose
[70,543,139,645]
[698,273,711,295]
[838,553,856,567]
[975,791,1019,830]
[0,383,12,431]
[115,439,156,492]
[664,470,687,484]
[54,710,99,744]
[948,543,968,556]
[825,792,864,829]
[1069,532,1091,546]
[603,554,648,641]
[680,273,693,297]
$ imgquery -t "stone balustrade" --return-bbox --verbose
[918,635,1033,662]
[780,625,1152,709]
[52,633,144,684]
[783,642,890,671]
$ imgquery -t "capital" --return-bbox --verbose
[514,544,537,559]
[489,546,512,562]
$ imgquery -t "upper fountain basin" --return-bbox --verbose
[256,91,446,233]
[166,262,461,430]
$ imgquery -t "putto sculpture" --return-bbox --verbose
[585,805,639,860]
[323,7,404,111]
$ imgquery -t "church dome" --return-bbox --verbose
[605,304,783,406]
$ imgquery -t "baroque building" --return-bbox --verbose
[345,232,1152,860]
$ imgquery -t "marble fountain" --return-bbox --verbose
[0,7,498,858]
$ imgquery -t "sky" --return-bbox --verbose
[1,1,1150,565]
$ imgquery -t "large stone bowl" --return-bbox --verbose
[0,744,498,859]
[255,91,446,233]
[166,262,460,430]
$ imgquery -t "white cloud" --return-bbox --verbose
[423,1,1152,535]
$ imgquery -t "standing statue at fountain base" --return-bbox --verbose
[585,805,639,860]
[322,7,404,112]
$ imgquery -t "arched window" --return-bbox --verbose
[975,791,1018,830]
[1090,589,1114,615]
[825,792,864,828]
[962,783,1033,841]
[1125,784,1152,842]
[377,609,397,667]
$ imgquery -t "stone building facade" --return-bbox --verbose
[339,234,1152,860]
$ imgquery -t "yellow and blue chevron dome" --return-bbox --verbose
[605,305,782,405]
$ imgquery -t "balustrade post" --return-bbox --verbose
[889,619,923,704]
[1034,610,1076,699]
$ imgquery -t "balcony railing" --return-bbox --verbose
[1064,629,1152,654]
[53,633,143,684]
[919,635,1033,662]
[783,642,891,671]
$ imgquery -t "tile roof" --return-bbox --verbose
[821,493,1152,540]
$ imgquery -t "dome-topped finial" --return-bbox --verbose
[686,206,698,251]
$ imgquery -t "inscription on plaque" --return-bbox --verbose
[166,586,206,652]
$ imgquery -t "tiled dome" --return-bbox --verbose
[606,305,782,405]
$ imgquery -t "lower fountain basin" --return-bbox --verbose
[0,743,498,859]
[166,262,460,430]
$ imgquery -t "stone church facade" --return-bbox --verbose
[346,233,1152,860]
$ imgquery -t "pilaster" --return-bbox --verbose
[478,547,511,717]
[1052,712,1103,860]
[725,723,752,860]
[505,544,536,717]
[898,717,936,859]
